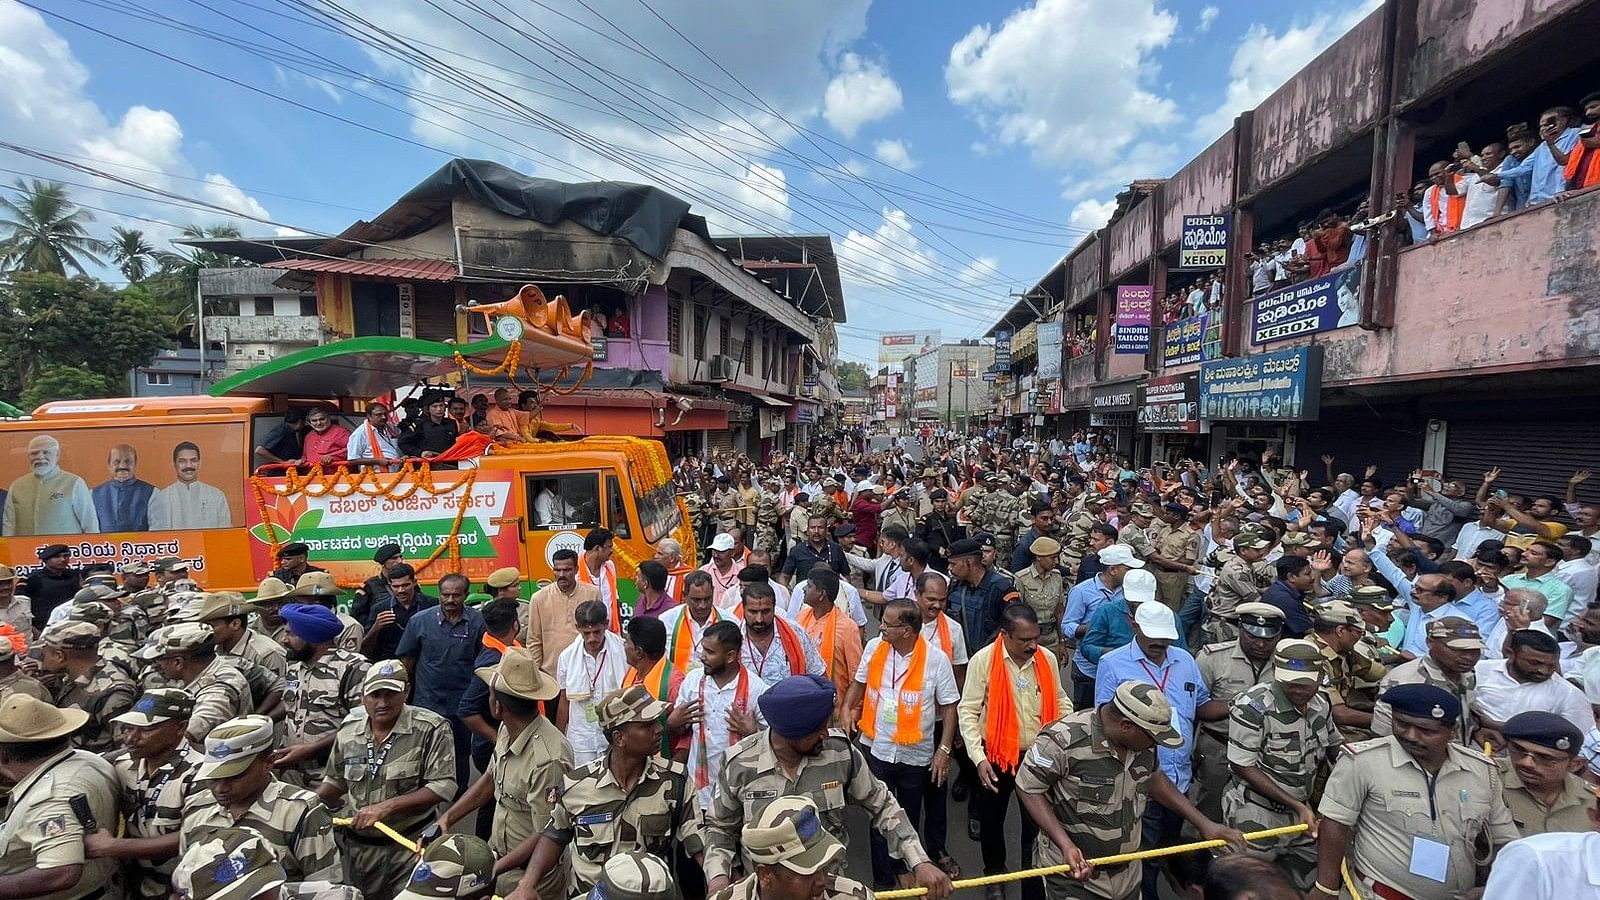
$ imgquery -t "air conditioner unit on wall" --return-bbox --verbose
[709,355,736,381]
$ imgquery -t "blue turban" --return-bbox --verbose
[281,603,341,644]
[1381,683,1460,726]
[758,675,836,739]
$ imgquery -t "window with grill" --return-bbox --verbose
[719,315,731,357]
[299,295,317,317]
[693,306,707,360]
[668,301,682,354]
[253,297,274,316]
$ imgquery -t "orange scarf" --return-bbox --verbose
[580,557,621,633]
[670,607,719,673]
[799,606,839,679]
[859,637,927,745]
[483,634,521,654]
[1427,180,1465,232]
[927,615,953,660]
[746,618,808,675]
[624,656,674,756]
[983,636,1060,773]
[665,566,693,603]
[1566,131,1600,191]
[364,422,387,461]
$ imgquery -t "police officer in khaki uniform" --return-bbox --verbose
[1306,600,1387,742]
[171,828,364,900]
[1497,711,1595,836]
[1204,527,1273,642]
[249,577,296,646]
[180,715,343,882]
[270,604,371,788]
[1346,586,1403,667]
[1371,617,1481,744]
[1148,503,1200,611]
[0,636,48,703]
[315,660,457,900]
[707,675,947,899]
[142,622,255,746]
[88,689,200,900]
[38,620,138,754]
[1223,639,1341,890]
[395,834,494,900]
[505,685,703,900]
[1116,503,1156,561]
[433,648,572,899]
[0,694,120,900]
[288,573,364,654]
[1314,683,1518,900]
[1016,681,1244,900]
[200,592,289,678]
[1192,602,1284,822]
[710,797,871,900]
[1013,537,1067,653]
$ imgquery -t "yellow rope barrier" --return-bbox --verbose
[875,824,1310,898]
[331,817,421,854]
[1342,858,1363,900]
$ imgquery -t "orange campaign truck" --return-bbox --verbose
[0,290,694,613]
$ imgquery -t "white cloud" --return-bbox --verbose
[872,139,918,171]
[957,255,1000,286]
[1068,198,1116,233]
[721,162,790,232]
[0,0,275,254]
[1195,1,1381,139]
[1197,6,1220,33]
[946,0,1179,167]
[838,208,937,289]
[823,54,904,139]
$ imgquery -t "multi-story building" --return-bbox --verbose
[908,341,995,429]
[198,267,323,375]
[997,0,1600,496]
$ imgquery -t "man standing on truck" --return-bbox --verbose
[3,434,98,537]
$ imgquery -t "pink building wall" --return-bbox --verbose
[1405,0,1590,104]
[1160,134,1236,249]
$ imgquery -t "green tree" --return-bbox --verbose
[0,179,109,276]
[835,360,870,391]
[0,273,172,403]
[110,226,157,282]
[151,223,251,341]
[20,365,116,409]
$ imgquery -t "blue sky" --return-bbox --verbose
[1,0,1377,365]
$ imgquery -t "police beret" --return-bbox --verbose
[929,488,949,500]
[832,523,856,538]
[36,544,69,561]
[973,533,996,549]
[945,538,982,559]
[277,542,310,557]
[372,542,404,564]
[1381,683,1460,726]
[1502,711,1583,755]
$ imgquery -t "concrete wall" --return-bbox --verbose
[1246,8,1386,196]
[1160,133,1236,250]
[1254,189,1600,385]
[1405,0,1589,104]
[1107,199,1157,279]
[1070,238,1103,306]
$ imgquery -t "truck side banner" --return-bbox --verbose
[245,472,522,584]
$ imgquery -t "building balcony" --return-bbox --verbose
[203,315,323,344]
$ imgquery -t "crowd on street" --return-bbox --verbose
[3,424,1600,900]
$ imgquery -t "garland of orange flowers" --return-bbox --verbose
[453,339,521,377]
[248,462,478,587]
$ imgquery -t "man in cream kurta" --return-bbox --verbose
[147,443,230,529]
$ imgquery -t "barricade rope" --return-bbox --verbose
[330,817,421,854]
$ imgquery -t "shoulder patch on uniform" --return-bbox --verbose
[745,789,779,800]
[1027,745,1051,768]
[39,815,67,837]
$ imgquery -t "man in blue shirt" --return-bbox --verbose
[1262,556,1317,637]
[1094,599,1217,898]
[1080,568,1190,700]
[397,571,483,798]
[1486,108,1582,206]
[1063,543,1139,709]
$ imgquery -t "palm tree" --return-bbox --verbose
[0,179,109,275]
[110,227,157,282]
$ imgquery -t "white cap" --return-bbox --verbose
[1098,544,1145,569]
[1123,568,1157,604]
[1133,599,1179,640]
[709,533,736,552]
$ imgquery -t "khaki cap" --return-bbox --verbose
[139,622,216,660]
[1111,681,1184,748]
[363,659,410,695]
[1347,585,1396,611]
[485,567,521,590]
[475,648,558,702]
[251,577,294,604]
[743,796,845,875]
[394,834,496,900]
[1425,616,1484,650]
[1272,639,1324,684]
[114,688,196,726]
[290,571,339,599]
[198,715,276,780]
[0,694,88,742]
[1314,599,1363,627]
[1279,532,1314,548]
[1029,536,1062,557]
[171,828,285,900]
[0,565,14,581]
[197,592,251,622]
[598,684,667,729]
[153,556,188,573]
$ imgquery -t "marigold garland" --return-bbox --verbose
[453,340,521,377]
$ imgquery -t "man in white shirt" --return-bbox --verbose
[1480,588,1543,661]
[915,571,967,679]
[845,524,915,611]
[716,562,790,615]
[1458,143,1509,230]
[1453,506,1507,560]
[555,599,628,764]
[659,571,727,675]
[671,620,765,810]
[344,403,402,471]
[1481,807,1600,900]
[737,582,825,686]
[785,572,868,628]
[1555,535,1599,626]
[1474,628,1593,736]
[842,598,960,890]
[147,441,231,530]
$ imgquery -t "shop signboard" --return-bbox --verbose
[1036,321,1063,381]
[1199,346,1323,422]
[1249,263,1363,344]
[1138,373,1200,433]
[1089,380,1140,427]
[993,329,1012,373]
[1180,214,1230,268]
[1114,285,1153,355]
[1161,311,1224,367]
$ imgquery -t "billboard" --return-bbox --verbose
[1036,321,1063,381]
[1180,214,1230,268]
[1161,312,1224,367]
[993,330,1012,373]
[1138,373,1201,433]
[1250,264,1362,344]
[1200,346,1324,422]
[878,332,941,368]
[1115,285,1154,354]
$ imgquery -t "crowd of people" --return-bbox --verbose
[3,426,1600,900]
[1159,274,1226,325]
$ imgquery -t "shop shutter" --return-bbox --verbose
[706,429,734,455]
[1294,406,1424,486]
[1444,419,1600,501]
